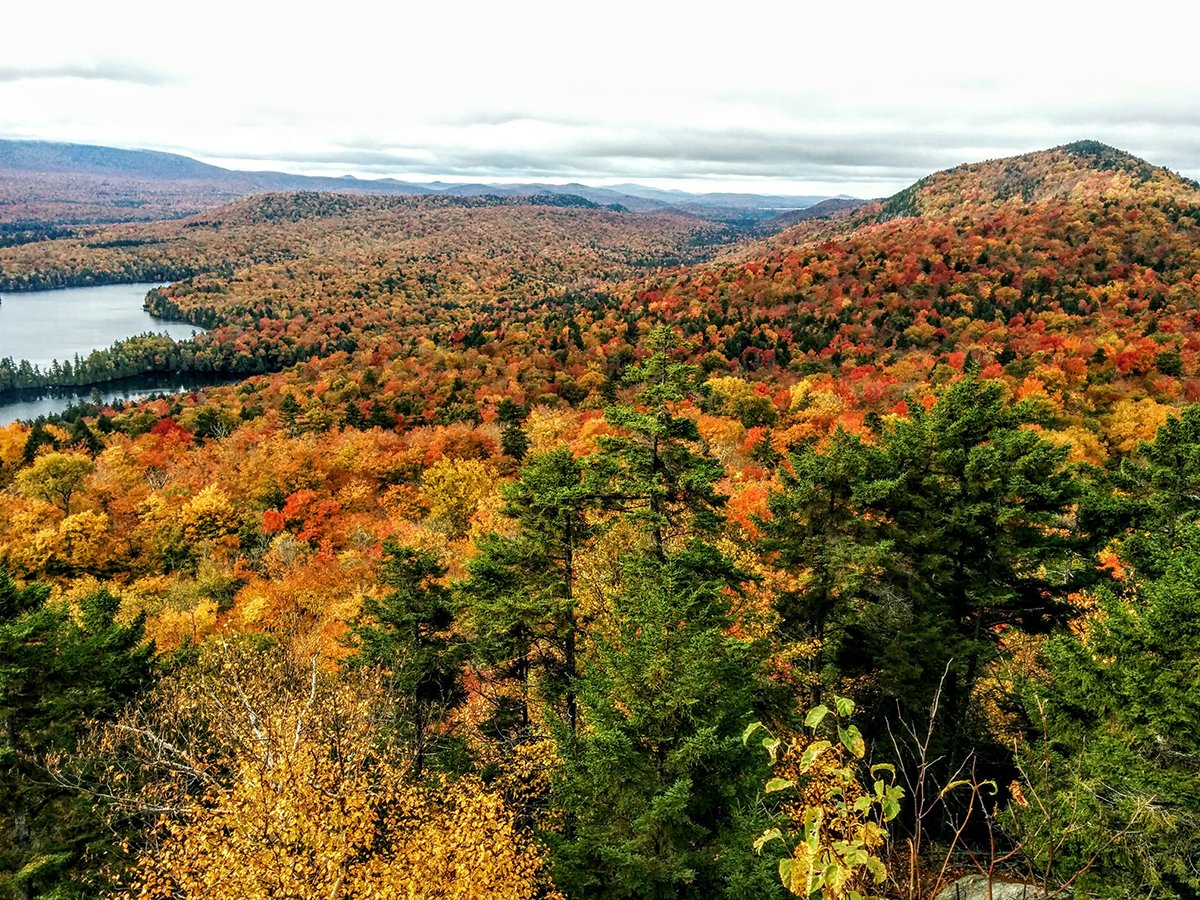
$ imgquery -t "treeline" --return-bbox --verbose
[0,334,196,394]
[0,262,195,293]
[0,222,75,249]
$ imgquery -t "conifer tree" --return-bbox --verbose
[1098,404,1200,576]
[591,325,725,556]
[551,545,768,899]
[761,427,889,705]
[0,572,153,899]
[550,327,773,896]
[1011,526,1200,898]
[861,378,1089,761]
[461,449,595,735]
[346,543,465,776]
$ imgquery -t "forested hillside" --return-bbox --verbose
[2,142,1199,899]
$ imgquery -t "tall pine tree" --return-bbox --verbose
[346,543,465,776]
[460,449,596,736]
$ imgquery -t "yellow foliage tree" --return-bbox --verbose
[422,456,497,538]
[1107,398,1171,454]
[101,642,558,900]
[180,484,241,544]
[15,451,95,516]
[56,509,114,573]
[0,422,27,473]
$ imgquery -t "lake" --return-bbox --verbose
[0,282,200,369]
[0,283,209,424]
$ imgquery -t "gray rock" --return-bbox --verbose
[932,875,1056,900]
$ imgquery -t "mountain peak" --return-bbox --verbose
[879,141,1199,222]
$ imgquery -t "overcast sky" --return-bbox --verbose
[3,0,1198,197]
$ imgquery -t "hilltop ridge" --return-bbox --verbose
[0,138,832,229]
[878,140,1200,221]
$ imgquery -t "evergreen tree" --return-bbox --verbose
[460,449,596,735]
[340,400,366,430]
[0,572,153,899]
[66,419,103,455]
[591,325,725,557]
[760,428,890,705]
[365,399,395,430]
[346,543,465,776]
[279,393,302,437]
[861,378,1087,752]
[501,423,530,462]
[1096,404,1200,577]
[551,546,768,898]
[1011,526,1200,898]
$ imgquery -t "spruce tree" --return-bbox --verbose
[863,378,1087,751]
[760,427,890,705]
[346,543,465,776]
[551,545,768,899]
[590,325,725,557]
[550,326,774,897]
[1011,526,1200,898]
[1098,404,1200,577]
[460,449,596,735]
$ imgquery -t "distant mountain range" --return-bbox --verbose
[0,139,847,228]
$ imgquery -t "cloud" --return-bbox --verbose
[0,61,172,86]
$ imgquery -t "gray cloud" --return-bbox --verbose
[161,107,1200,195]
[0,62,173,86]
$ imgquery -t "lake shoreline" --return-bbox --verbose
[0,372,242,425]
[0,283,218,423]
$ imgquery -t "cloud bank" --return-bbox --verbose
[2,0,1198,195]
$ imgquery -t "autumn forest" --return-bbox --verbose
[2,139,1199,899]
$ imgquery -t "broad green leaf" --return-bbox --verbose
[865,856,888,882]
[778,857,793,890]
[765,777,796,793]
[804,704,830,728]
[839,724,866,758]
[881,795,901,821]
[742,721,766,745]
[834,695,855,717]
[844,847,869,866]
[823,863,846,893]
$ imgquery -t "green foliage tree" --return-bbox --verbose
[551,545,769,898]
[861,379,1088,752]
[761,429,890,705]
[346,543,465,776]
[14,452,95,516]
[592,325,726,557]
[1009,526,1200,898]
[460,449,596,735]
[0,571,153,900]
[1096,404,1200,577]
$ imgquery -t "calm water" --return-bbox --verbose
[0,376,223,426]
[0,282,200,369]
[0,282,209,424]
